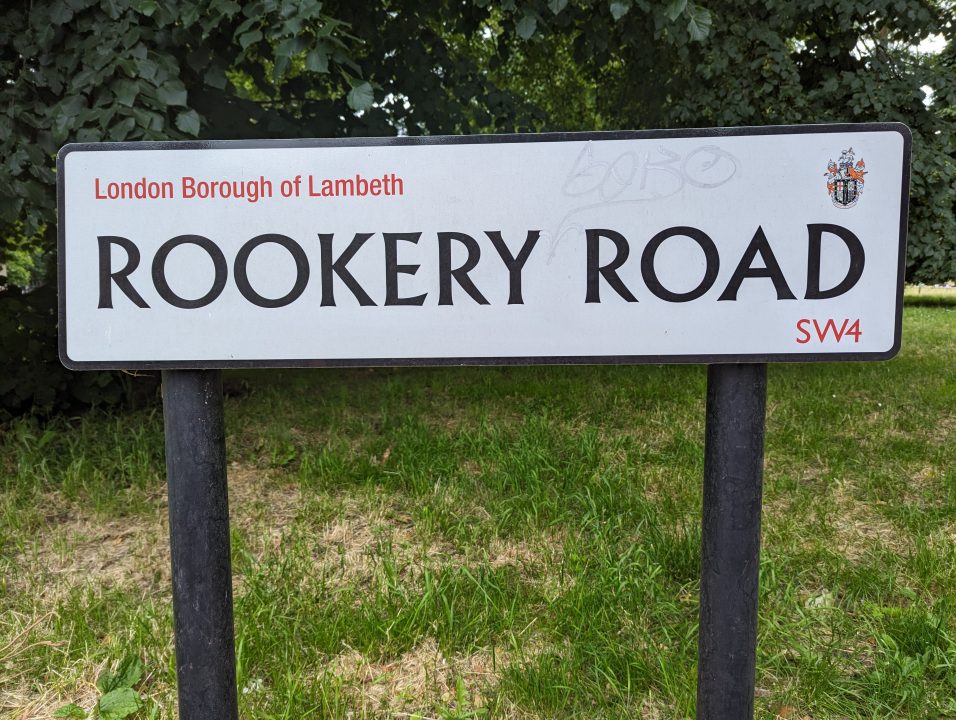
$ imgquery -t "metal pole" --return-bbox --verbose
[697,363,767,720]
[162,369,239,720]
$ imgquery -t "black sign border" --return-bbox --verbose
[57,122,911,370]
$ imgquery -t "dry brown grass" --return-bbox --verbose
[10,457,567,607]
[321,633,559,719]
[3,461,574,718]
[2,463,297,719]
[1,664,100,720]
[326,638,502,715]
[10,463,304,604]
[12,504,170,603]
[827,479,909,561]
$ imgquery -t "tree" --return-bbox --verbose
[0,0,539,417]
[2,0,954,417]
[490,0,956,282]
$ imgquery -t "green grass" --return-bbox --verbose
[1,305,955,718]
[904,285,956,307]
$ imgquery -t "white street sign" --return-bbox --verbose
[58,124,910,369]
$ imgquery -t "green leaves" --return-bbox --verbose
[347,81,375,112]
[130,0,158,17]
[548,0,568,14]
[210,0,242,17]
[686,4,713,41]
[97,655,144,694]
[227,3,365,89]
[239,28,262,49]
[53,656,144,720]
[155,81,188,107]
[97,689,141,720]
[109,116,137,142]
[305,46,330,73]
[609,1,631,20]
[175,109,201,136]
[112,80,139,107]
[516,13,537,40]
[49,5,75,24]
[204,63,228,89]
[275,36,308,58]
[52,705,86,719]
[665,0,688,21]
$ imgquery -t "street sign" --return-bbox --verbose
[58,124,910,369]
[57,124,914,720]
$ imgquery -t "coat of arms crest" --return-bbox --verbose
[825,148,867,208]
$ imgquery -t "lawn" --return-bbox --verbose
[1,304,954,719]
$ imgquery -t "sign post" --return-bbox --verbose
[161,369,237,720]
[698,363,767,719]
[58,124,910,717]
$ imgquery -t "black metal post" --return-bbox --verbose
[162,369,239,720]
[697,363,767,720]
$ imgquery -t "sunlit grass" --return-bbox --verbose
[1,305,954,718]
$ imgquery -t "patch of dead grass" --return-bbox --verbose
[829,517,905,562]
[227,462,302,558]
[0,655,102,720]
[13,506,171,602]
[13,459,566,608]
[310,505,565,593]
[313,507,434,588]
[826,480,909,561]
[11,463,303,603]
[5,463,575,717]
[1,660,176,720]
[933,414,956,440]
[327,638,499,714]
[762,467,911,562]
[324,636,558,718]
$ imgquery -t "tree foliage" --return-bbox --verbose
[0,0,540,418]
[493,0,956,282]
[0,0,348,416]
[1,0,954,417]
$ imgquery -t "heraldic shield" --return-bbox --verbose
[833,177,860,207]
[825,148,866,209]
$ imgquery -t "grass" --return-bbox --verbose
[904,284,956,307]
[0,304,955,718]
